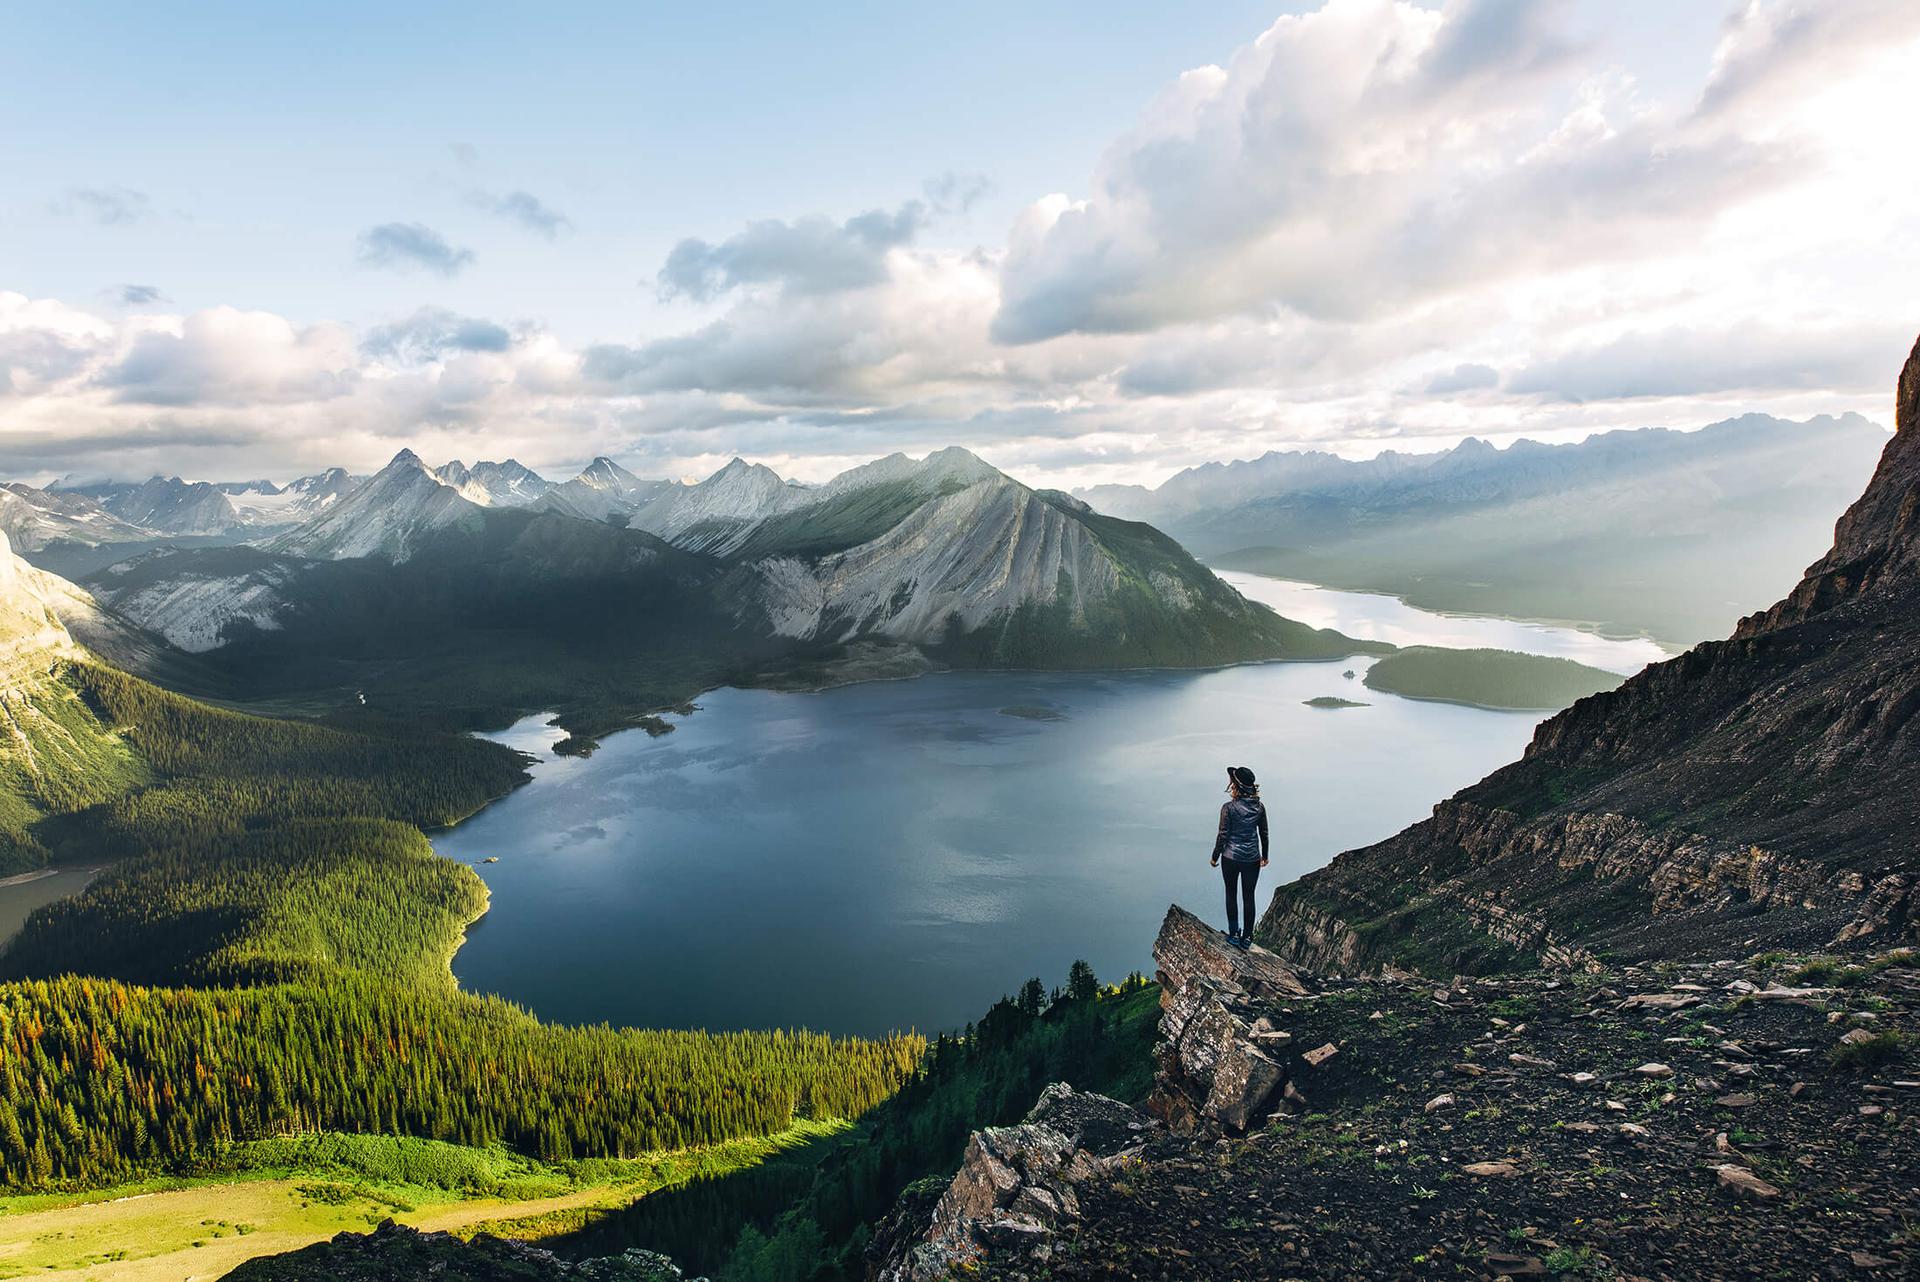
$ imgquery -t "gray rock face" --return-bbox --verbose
[872,1083,1153,1282]
[269,450,484,562]
[1150,905,1312,1135]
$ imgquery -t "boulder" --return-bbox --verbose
[1149,904,1314,1134]
[872,1084,1153,1282]
[1155,904,1310,1009]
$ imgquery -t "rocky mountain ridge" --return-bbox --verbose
[83,446,1358,682]
[1255,334,1920,978]
[267,449,486,562]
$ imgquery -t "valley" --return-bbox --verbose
[12,4,1920,1276]
[439,577,1661,1037]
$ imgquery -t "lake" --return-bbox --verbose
[440,576,1667,1037]
[0,866,108,953]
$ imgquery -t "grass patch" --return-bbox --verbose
[1830,1031,1907,1072]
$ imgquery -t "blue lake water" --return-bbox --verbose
[440,577,1667,1037]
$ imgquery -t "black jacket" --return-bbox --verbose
[1213,797,1268,863]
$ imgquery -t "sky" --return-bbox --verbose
[3,0,1918,490]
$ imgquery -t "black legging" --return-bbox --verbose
[1221,859,1260,936]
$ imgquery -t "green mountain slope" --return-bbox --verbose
[0,541,922,1192]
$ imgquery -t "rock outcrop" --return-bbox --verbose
[871,1083,1155,1282]
[1150,905,1310,1133]
[1260,331,1920,974]
[959,931,1920,1280]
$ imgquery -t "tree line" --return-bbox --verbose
[0,663,922,1191]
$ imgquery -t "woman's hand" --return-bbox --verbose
[1260,857,1270,867]
[1210,857,1219,867]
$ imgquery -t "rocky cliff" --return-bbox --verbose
[1258,332,1920,975]
[874,904,1919,1280]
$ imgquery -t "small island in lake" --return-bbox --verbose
[1363,646,1623,711]
[1303,696,1369,709]
[1000,704,1067,721]
[1367,644,1620,717]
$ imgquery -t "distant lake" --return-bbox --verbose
[0,866,107,953]
[441,577,1667,1037]
[1216,572,1671,674]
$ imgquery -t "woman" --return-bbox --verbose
[1210,765,1269,949]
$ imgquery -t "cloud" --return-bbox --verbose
[655,201,929,302]
[116,284,169,307]
[355,222,476,276]
[1508,321,1914,401]
[470,188,572,239]
[925,171,992,215]
[989,0,1795,344]
[361,308,516,363]
[56,186,153,226]
[1424,363,1500,394]
[95,308,360,407]
[1697,0,1920,121]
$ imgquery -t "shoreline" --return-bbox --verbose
[0,863,112,953]
[1208,564,1686,652]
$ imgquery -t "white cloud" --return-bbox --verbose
[990,0,1805,343]
[1697,0,1920,122]
[97,308,360,408]
[655,202,930,302]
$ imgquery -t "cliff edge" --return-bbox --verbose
[1258,332,1920,975]
[877,904,1919,1280]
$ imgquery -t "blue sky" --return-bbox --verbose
[7,2,1309,334]
[3,1,1917,487]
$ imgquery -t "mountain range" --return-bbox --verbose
[1079,413,1890,643]
[56,446,1360,746]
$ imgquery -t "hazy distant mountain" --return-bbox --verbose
[535,456,675,523]
[268,450,484,562]
[1078,414,1889,642]
[626,457,814,551]
[432,458,552,507]
[85,476,244,536]
[220,467,364,527]
[0,484,153,550]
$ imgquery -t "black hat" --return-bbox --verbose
[1228,765,1257,788]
